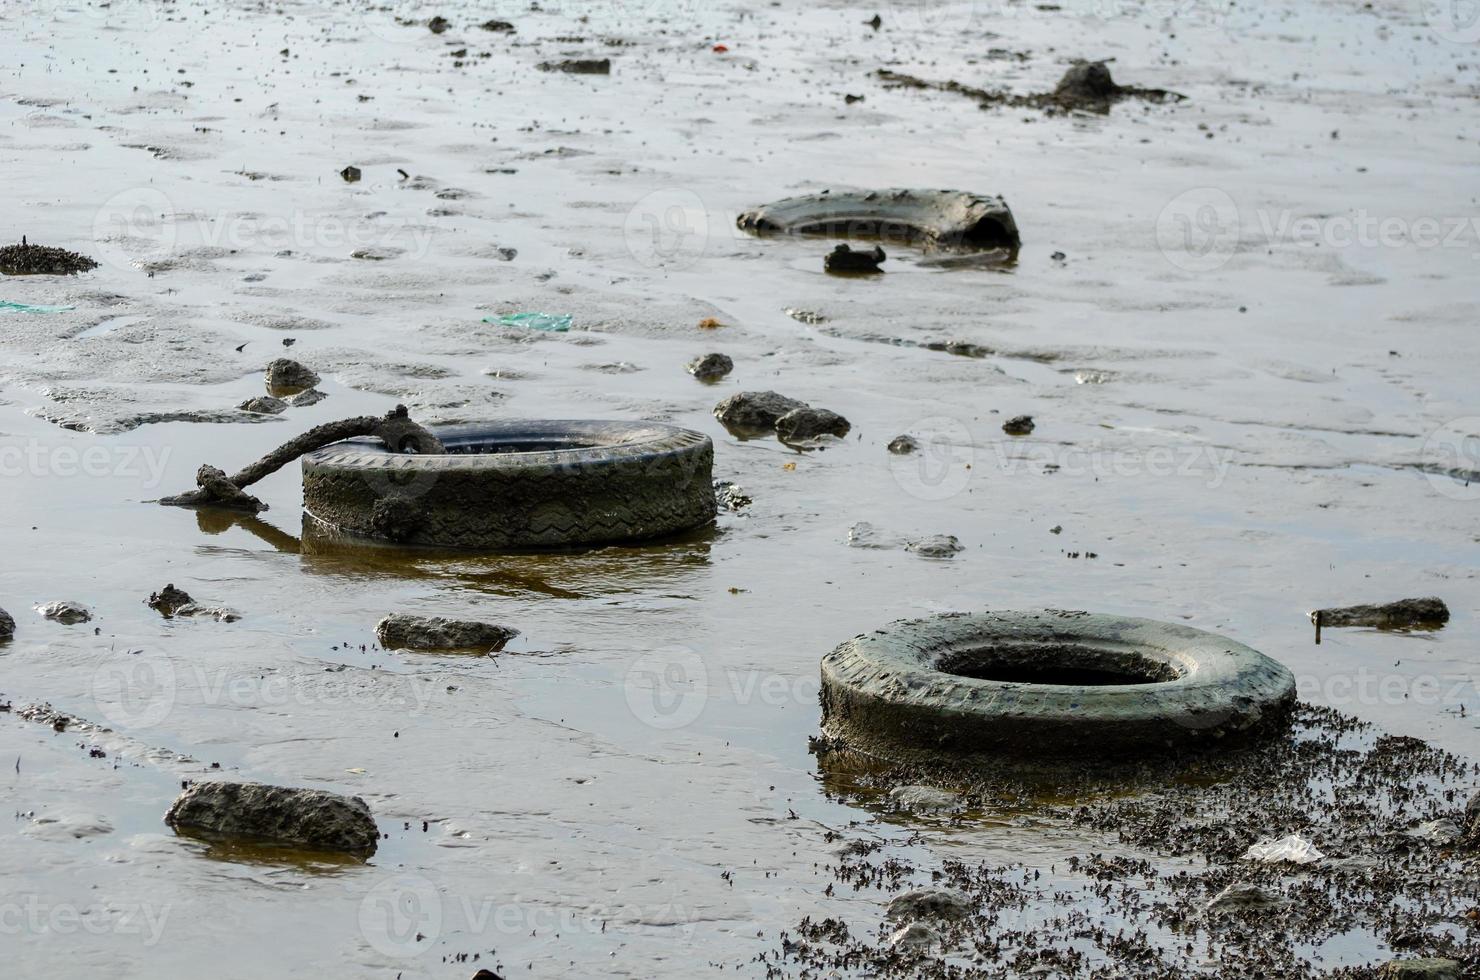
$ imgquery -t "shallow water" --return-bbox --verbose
[1,0,1478,975]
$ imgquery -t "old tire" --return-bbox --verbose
[820,610,1296,761]
[301,420,715,549]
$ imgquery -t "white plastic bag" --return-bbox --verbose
[1242,833,1325,865]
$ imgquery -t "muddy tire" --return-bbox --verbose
[820,610,1296,761]
[737,188,1021,252]
[301,420,715,549]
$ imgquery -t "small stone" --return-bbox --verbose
[1463,792,1479,849]
[887,785,962,814]
[1002,415,1035,436]
[776,407,851,443]
[480,19,515,32]
[427,15,450,33]
[540,58,611,74]
[887,435,920,455]
[905,534,964,558]
[38,601,91,625]
[687,353,734,381]
[340,165,361,183]
[886,888,973,922]
[824,243,885,273]
[238,395,287,415]
[1377,958,1463,980]
[285,388,328,408]
[165,781,378,856]
[265,358,320,394]
[714,391,808,432]
[174,604,243,623]
[0,606,13,640]
[1406,818,1462,846]
[1203,883,1288,914]
[888,922,939,950]
[376,614,518,652]
[1050,250,1066,261]
[146,584,194,616]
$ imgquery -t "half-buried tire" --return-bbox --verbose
[820,610,1296,761]
[302,420,715,549]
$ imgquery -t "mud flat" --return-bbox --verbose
[1,0,1478,976]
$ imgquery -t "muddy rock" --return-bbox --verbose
[1203,883,1288,914]
[265,358,320,393]
[164,781,378,856]
[776,407,851,443]
[887,435,920,454]
[1406,818,1462,845]
[38,601,91,625]
[1002,414,1035,435]
[1377,959,1463,980]
[888,785,962,814]
[238,395,287,415]
[1051,60,1183,113]
[174,604,243,623]
[0,606,13,640]
[0,239,99,276]
[540,58,611,75]
[886,888,973,922]
[887,922,939,950]
[825,243,886,274]
[1311,597,1449,629]
[147,584,194,616]
[687,353,733,381]
[905,534,964,558]
[285,388,328,408]
[376,614,518,652]
[713,390,808,432]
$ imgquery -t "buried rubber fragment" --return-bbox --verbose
[738,188,1020,253]
[303,419,716,549]
[1310,596,1449,630]
[165,781,378,856]
[819,610,1297,761]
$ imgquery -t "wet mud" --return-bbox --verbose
[2,0,1478,976]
